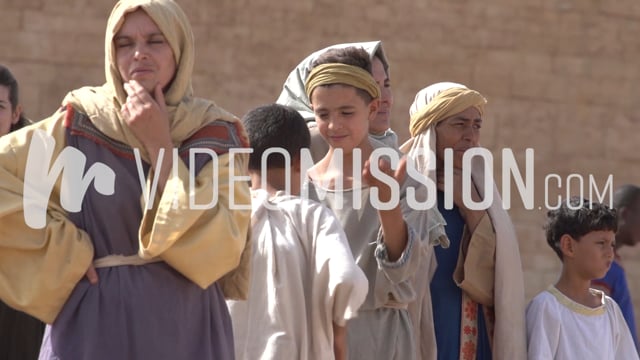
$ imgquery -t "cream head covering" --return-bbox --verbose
[104,0,193,106]
[408,82,487,138]
[277,41,389,121]
[304,63,381,101]
[63,0,237,161]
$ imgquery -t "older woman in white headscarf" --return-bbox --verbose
[402,82,526,360]
[0,1,250,359]
[277,41,398,161]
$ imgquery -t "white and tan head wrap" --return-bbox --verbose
[63,0,238,160]
[304,63,380,102]
[408,82,487,138]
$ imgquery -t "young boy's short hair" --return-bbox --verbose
[242,104,310,171]
[545,197,618,259]
[311,46,374,104]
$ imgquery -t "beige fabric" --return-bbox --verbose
[93,254,162,268]
[453,214,496,306]
[304,63,380,101]
[408,85,486,138]
[136,150,251,290]
[0,114,94,324]
[228,190,368,360]
[403,82,526,360]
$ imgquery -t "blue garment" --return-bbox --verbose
[593,259,639,350]
[431,191,491,360]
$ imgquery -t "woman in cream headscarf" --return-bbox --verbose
[0,1,250,359]
[402,82,526,359]
[277,41,398,162]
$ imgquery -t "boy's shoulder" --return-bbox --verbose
[528,287,557,306]
[601,292,624,315]
[250,189,334,223]
[249,189,350,255]
[526,287,562,317]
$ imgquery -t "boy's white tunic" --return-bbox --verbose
[526,286,639,360]
[227,190,368,360]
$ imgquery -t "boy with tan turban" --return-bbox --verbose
[304,46,428,360]
[277,41,398,162]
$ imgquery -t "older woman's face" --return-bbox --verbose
[435,106,481,169]
[114,9,176,94]
[0,85,19,136]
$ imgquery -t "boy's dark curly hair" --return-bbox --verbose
[545,196,618,259]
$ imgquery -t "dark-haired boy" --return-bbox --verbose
[226,104,367,360]
[526,197,638,359]
[592,184,640,350]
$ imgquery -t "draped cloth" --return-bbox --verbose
[0,0,251,324]
[401,82,526,360]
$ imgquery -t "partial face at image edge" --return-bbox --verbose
[0,85,20,136]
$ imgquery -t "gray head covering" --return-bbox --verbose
[276,41,390,121]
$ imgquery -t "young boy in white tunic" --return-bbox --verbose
[526,197,639,359]
[227,104,368,360]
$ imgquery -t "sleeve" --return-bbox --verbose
[376,178,448,286]
[138,150,251,290]
[307,202,368,326]
[611,299,640,359]
[0,114,94,324]
[610,264,639,348]
[525,294,560,360]
[373,224,421,284]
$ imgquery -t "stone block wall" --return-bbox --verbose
[2,0,639,335]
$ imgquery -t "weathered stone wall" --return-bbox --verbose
[2,0,639,333]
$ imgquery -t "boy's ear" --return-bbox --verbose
[559,234,576,258]
[618,207,628,226]
[11,104,22,125]
[367,99,380,121]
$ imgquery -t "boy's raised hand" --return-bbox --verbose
[363,155,407,204]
